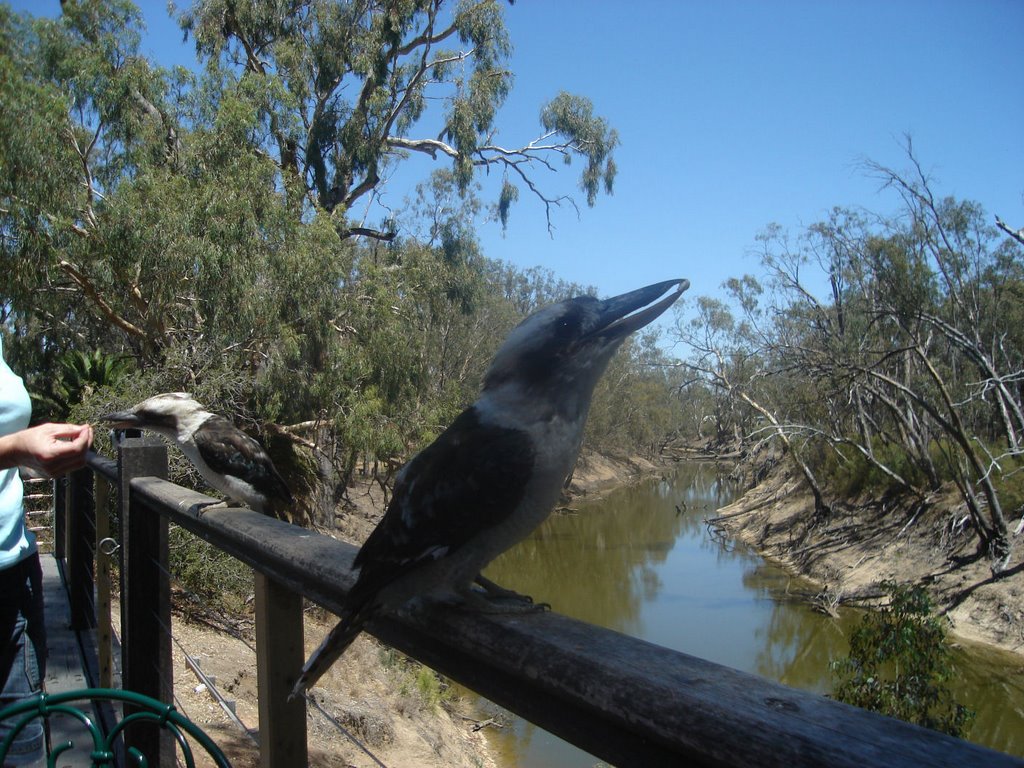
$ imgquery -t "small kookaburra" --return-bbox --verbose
[292,278,689,698]
[100,393,293,517]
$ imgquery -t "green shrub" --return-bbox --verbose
[831,582,974,738]
[380,648,452,711]
[808,438,918,497]
[169,526,253,619]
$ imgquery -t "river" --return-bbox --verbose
[476,462,1024,766]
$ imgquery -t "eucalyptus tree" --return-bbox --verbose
[852,165,1021,569]
[674,281,831,515]
[672,295,751,449]
[585,330,689,458]
[865,150,1024,457]
[0,0,619,458]
[1,0,348,380]
[681,144,1024,571]
[751,216,932,497]
[179,0,619,238]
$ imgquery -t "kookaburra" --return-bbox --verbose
[292,278,689,698]
[101,393,293,517]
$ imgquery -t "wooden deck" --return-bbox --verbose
[39,553,121,767]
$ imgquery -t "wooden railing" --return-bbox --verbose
[54,438,1021,768]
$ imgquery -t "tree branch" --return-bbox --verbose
[386,135,458,159]
[995,215,1024,247]
[57,259,149,342]
[345,226,396,241]
[130,86,182,161]
[396,17,459,57]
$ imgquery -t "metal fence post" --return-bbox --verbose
[53,476,66,561]
[118,438,173,766]
[66,466,96,630]
[94,475,115,689]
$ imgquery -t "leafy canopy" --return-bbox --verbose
[0,0,621,443]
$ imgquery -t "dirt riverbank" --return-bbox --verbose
[712,456,1024,658]
[571,448,1023,660]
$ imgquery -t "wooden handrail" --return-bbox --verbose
[64,448,1022,768]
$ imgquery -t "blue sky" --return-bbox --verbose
[12,0,1024,307]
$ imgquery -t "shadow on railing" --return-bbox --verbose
[45,439,1024,768]
[0,688,230,767]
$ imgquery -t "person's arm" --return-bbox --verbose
[0,423,94,477]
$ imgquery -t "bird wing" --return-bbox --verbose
[349,406,536,605]
[193,415,293,504]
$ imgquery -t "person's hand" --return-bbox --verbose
[0,423,94,477]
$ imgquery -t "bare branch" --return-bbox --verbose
[345,226,396,242]
[66,125,101,231]
[396,17,459,57]
[502,157,577,236]
[995,215,1024,246]
[130,86,182,160]
[386,135,458,160]
[57,259,149,342]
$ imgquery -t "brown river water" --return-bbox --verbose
[475,462,1024,766]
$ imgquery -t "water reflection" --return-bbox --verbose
[486,480,685,634]
[475,463,1024,766]
[949,645,1024,757]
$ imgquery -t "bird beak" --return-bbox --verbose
[98,410,143,429]
[591,278,689,340]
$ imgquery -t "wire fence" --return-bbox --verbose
[23,475,54,550]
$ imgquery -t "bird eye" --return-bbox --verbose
[556,314,581,338]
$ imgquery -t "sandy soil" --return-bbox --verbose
[712,456,1024,658]
[565,452,663,499]
[168,616,496,768]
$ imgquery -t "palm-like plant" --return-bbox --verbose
[33,349,132,420]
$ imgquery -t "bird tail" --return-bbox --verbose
[289,611,367,700]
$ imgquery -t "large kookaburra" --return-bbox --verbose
[292,278,689,698]
[100,393,293,518]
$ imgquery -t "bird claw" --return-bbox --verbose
[194,499,228,517]
[454,586,549,615]
[487,595,550,614]
[474,575,532,601]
